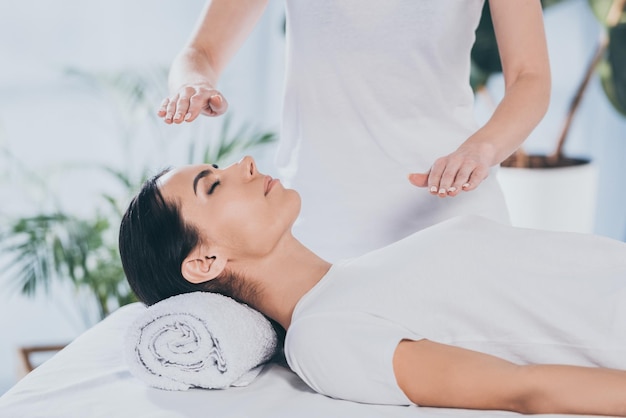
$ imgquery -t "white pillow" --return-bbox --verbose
[124,292,278,390]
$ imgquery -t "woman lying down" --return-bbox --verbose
[118,156,626,416]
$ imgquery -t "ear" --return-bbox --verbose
[181,246,227,284]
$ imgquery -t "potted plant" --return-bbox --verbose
[471,0,626,232]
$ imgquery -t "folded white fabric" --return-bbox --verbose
[124,292,278,390]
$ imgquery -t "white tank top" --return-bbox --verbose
[278,0,510,261]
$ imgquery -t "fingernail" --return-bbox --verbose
[430,186,438,193]
[438,188,446,195]
[448,187,457,193]
[184,112,192,121]
[462,183,471,189]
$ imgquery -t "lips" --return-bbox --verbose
[264,175,274,196]
[264,176,281,196]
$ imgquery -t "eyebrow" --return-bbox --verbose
[193,169,212,196]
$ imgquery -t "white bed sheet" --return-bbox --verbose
[0,303,602,418]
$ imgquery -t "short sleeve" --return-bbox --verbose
[285,312,421,406]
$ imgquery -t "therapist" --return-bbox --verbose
[158,0,551,261]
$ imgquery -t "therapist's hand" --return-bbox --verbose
[408,144,495,198]
[158,85,228,124]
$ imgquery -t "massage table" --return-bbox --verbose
[0,302,603,418]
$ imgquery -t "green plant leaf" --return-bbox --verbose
[470,0,568,90]
[607,22,626,113]
[598,23,626,115]
[470,61,492,92]
[470,2,501,90]
[588,0,613,25]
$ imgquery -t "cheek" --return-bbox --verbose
[213,190,298,256]
[217,200,277,254]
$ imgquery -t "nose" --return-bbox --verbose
[239,155,257,180]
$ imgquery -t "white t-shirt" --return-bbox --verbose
[285,216,626,405]
[279,1,510,261]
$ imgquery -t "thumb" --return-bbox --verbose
[208,94,228,115]
[408,172,429,188]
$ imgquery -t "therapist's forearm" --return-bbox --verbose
[167,0,269,93]
[462,71,551,167]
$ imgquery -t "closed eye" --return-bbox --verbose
[207,180,220,195]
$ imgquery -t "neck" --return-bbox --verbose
[232,234,331,330]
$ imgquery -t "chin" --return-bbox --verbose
[292,190,302,214]
[286,190,302,224]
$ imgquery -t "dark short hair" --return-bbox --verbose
[118,171,254,306]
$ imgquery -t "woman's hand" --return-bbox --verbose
[158,86,228,124]
[157,0,269,125]
[408,143,496,198]
[408,0,550,198]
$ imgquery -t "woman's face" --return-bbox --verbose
[158,156,301,259]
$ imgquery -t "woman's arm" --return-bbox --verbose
[393,339,626,415]
[409,0,551,197]
[159,0,269,124]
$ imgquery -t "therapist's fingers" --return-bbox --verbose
[184,91,227,122]
[408,172,429,188]
[436,159,465,198]
[203,94,228,116]
[427,157,465,198]
[171,87,197,123]
[425,143,495,197]
[157,98,169,118]
[162,94,180,124]
[461,165,490,192]
[158,87,228,124]
[447,162,476,197]
[408,166,486,197]
[426,157,447,196]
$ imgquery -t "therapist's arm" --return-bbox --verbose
[393,339,626,415]
[159,0,269,124]
[409,0,551,197]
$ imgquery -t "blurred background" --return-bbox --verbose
[0,0,624,395]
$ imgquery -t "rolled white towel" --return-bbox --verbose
[124,292,278,390]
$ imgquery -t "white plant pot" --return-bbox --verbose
[497,161,598,233]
